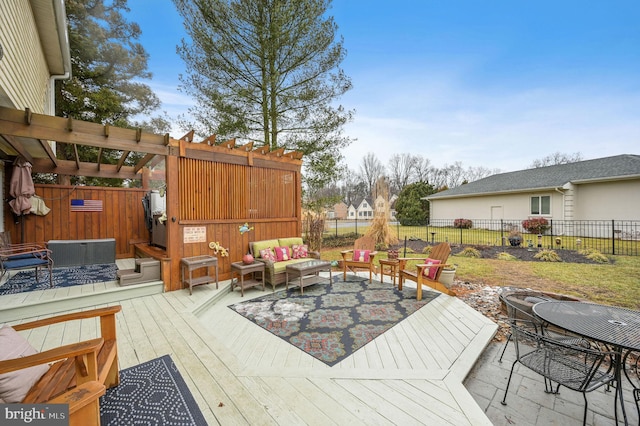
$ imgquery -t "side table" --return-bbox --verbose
[180,255,218,295]
[379,258,399,286]
[230,261,265,297]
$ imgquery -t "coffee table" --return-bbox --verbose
[285,260,332,294]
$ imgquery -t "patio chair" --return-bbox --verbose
[501,319,615,426]
[0,231,53,286]
[341,236,378,282]
[397,242,454,300]
[498,291,588,363]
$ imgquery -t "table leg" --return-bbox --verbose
[285,271,289,291]
[614,349,630,425]
[240,271,245,297]
[260,269,265,291]
[329,268,332,285]
[299,273,303,294]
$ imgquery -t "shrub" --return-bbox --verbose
[578,248,609,263]
[422,246,432,255]
[534,249,562,262]
[453,218,473,229]
[521,217,550,234]
[456,247,481,258]
[496,252,518,261]
[586,252,610,263]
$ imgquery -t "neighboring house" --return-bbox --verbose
[348,197,374,220]
[426,154,640,234]
[0,0,71,230]
[327,201,348,219]
[373,194,398,220]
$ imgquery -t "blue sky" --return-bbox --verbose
[128,1,640,173]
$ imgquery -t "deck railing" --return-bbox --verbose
[316,218,640,256]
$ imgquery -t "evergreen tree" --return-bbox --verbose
[173,0,353,175]
[395,182,435,226]
[53,0,160,186]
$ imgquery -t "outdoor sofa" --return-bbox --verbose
[249,237,319,290]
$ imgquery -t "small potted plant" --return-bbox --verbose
[508,229,522,247]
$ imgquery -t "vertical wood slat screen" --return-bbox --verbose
[179,158,297,221]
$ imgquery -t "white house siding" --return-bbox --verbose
[430,191,563,224]
[573,180,640,221]
[0,0,52,113]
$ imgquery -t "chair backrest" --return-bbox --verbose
[0,231,11,249]
[500,293,544,333]
[425,243,451,281]
[510,322,613,392]
[428,242,451,263]
[354,236,376,251]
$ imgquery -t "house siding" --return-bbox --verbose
[430,191,564,221]
[0,0,51,112]
[573,180,640,221]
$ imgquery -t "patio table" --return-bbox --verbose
[533,301,640,425]
[285,260,331,294]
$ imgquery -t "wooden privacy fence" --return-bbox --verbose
[170,150,302,289]
[5,184,147,258]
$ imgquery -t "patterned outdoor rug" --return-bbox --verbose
[229,276,439,366]
[0,263,118,296]
[100,355,207,426]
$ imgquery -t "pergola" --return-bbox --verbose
[0,106,304,290]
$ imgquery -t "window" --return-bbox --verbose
[530,196,550,215]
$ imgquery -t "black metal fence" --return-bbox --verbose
[319,218,640,256]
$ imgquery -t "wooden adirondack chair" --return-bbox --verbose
[0,306,121,426]
[341,236,378,282]
[398,242,454,300]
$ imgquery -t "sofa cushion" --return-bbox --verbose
[0,325,50,403]
[278,237,304,248]
[253,239,279,258]
[274,246,291,261]
[271,258,313,275]
[292,244,308,259]
[260,248,276,261]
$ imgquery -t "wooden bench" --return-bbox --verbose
[0,306,122,426]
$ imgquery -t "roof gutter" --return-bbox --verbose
[49,0,72,115]
[554,187,565,220]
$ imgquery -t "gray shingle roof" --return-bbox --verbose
[427,154,640,199]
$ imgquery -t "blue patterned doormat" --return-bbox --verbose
[100,355,207,426]
[229,276,439,366]
[0,263,118,295]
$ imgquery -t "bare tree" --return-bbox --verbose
[529,152,584,168]
[387,153,417,194]
[464,166,500,183]
[413,155,433,184]
[359,152,385,198]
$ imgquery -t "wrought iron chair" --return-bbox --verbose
[501,317,615,426]
[498,292,588,363]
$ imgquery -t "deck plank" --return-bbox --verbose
[2,271,497,425]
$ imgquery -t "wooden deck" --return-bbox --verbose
[1,269,498,425]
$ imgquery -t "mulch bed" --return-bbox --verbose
[391,240,604,264]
